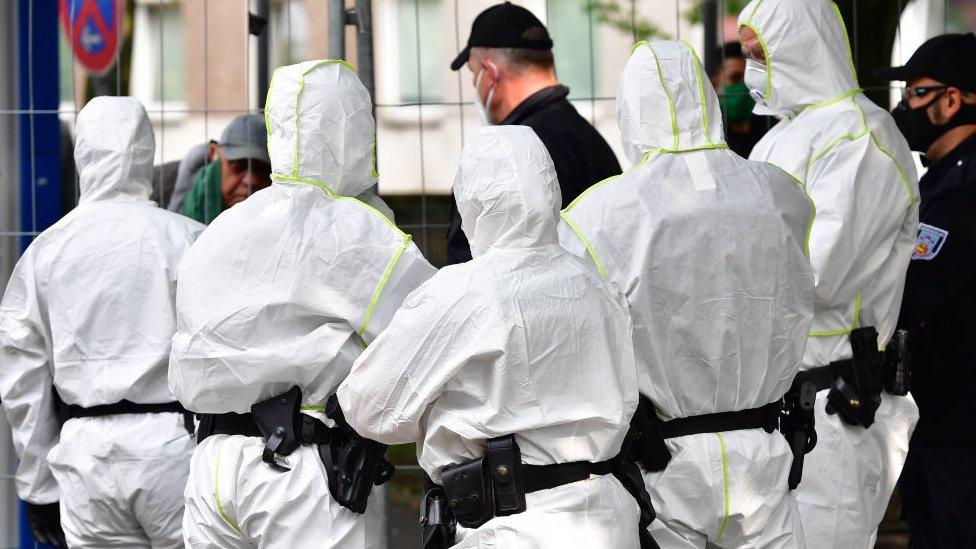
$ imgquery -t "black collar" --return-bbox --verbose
[501,85,570,125]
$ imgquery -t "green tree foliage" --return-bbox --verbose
[686,0,751,24]
[586,1,667,41]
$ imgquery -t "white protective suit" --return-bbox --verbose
[0,96,204,547]
[170,60,435,548]
[559,41,816,548]
[739,0,920,546]
[338,125,643,548]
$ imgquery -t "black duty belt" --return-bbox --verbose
[62,400,194,435]
[196,412,263,443]
[426,445,658,548]
[439,434,615,531]
[522,459,613,494]
[64,400,188,419]
[198,388,394,516]
[794,359,854,393]
[196,411,332,446]
[657,402,781,439]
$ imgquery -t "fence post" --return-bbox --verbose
[255,0,270,108]
[328,1,386,544]
[15,0,61,542]
[354,0,376,121]
[701,0,719,79]
[327,0,346,60]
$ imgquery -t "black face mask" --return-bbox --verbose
[892,92,976,153]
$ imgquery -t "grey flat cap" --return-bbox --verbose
[219,114,270,165]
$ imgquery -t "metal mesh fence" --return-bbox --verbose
[1,0,974,546]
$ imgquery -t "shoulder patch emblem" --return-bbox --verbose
[913,223,948,261]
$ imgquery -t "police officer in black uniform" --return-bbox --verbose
[879,32,976,548]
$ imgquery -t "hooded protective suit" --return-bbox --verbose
[0,96,204,547]
[170,60,435,548]
[739,1,920,546]
[559,41,815,548]
[337,125,642,548]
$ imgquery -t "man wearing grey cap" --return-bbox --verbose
[177,114,272,224]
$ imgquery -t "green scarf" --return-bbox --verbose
[181,161,223,224]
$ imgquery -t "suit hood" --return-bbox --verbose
[265,60,376,197]
[74,96,155,204]
[738,0,858,116]
[454,126,561,257]
[617,40,725,164]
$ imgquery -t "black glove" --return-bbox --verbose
[25,502,67,547]
[420,478,456,549]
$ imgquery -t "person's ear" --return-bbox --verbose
[941,87,963,123]
[209,143,220,163]
[482,59,500,84]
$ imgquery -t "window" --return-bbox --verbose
[397,0,446,103]
[548,0,599,99]
[131,0,185,105]
[272,0,309,66]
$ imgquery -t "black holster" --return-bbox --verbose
[782,379,818,489]
[440,434,527,529]
[420,476,456,549]
[610,455,661,549]
[883,329,911,396]
[825,327,884,428]
[251,386,308,470]
[615,396,664,548]
[320,395,395,514]
[626,395,672,473]
[249,388,389,514]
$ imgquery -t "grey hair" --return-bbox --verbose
[470,46,555,74]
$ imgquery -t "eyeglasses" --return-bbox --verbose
[228,158,271,177]
[902,85,947,100]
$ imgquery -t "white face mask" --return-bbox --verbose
[474,65,497,126]
[744,59,768,106]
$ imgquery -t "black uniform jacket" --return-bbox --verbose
[445,85,621,263]
[898,133,976,445]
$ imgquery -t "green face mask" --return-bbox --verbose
[720,81,755,124]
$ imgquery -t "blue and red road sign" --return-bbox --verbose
[59,0,124,74]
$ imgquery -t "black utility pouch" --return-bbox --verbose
[440,434,527,528]
[826,327,884,428]
[485,435,526,516]
[251,385,304,470]
[441,456,493,528]
[320,395,395,514]
[628,396,672,472]
[420,477,457,548]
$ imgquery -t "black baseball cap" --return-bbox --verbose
[450,2,554,71]
[876,33,976,93]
